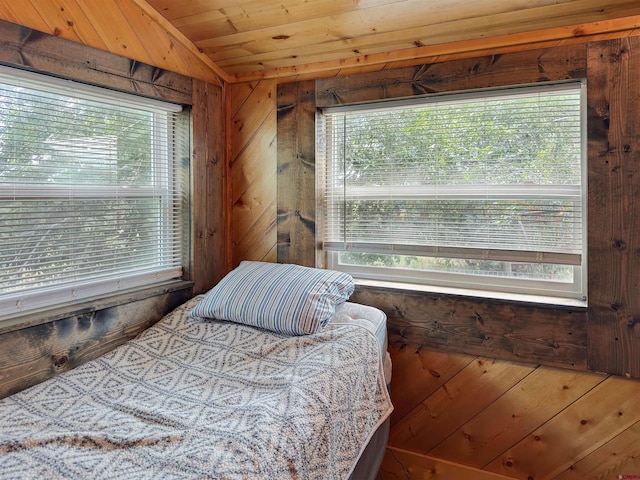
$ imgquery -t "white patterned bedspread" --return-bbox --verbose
[0,296,393,479]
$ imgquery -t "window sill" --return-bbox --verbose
[0,280,194,335]
[354,278,588,309]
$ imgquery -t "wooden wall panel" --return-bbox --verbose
[0,287,192,399]
[229,79,278,267]
[383,344,640,480]
[277,80,317,267]
[352,286,588,370]
[0,21,219,397]
[553,420,640,480]
[485,375,640,479]
[390,358,535,454]
[274,39,640,378]
[191,79,226,293]
[316,45,587,108]
[388,348,475,426]
[586,37,640,378]
[429,367,604,469]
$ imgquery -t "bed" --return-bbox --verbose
[0,261,393,479]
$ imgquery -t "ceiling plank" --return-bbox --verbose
[196,0,640,56]
[74,0,154,65]
[130,0,229,83]
[171,0,408,41]
[229,15,640,82]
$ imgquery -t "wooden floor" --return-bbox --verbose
[379,343,640,480]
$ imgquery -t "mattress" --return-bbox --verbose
[329,301,392,384]
[0,296,393,480]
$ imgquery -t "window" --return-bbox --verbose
[318,82,586,302]
[0,66,189,318]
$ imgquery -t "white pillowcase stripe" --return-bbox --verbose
[190,261,355,335]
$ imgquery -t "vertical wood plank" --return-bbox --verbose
[586,37,640,378]
[276,80,317,267]
[191,79,226,293]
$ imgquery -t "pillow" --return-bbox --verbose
[190,261,354,335]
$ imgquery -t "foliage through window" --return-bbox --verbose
[0,66,189,317]
[318,82,586,302]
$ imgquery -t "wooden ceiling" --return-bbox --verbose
[145,0,640,81]
[0,1,640,83]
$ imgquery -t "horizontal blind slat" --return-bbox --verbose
[321,82,584,267]
[0,64,187,315]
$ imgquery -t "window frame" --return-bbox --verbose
[0,65,190,320]
[317,80,588,304]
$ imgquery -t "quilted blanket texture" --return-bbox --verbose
[0,296,392,479]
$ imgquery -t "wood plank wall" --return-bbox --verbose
[380,344,640,480]
[277,80,317,267]
[192,78,227,293]
[0,13,639,480]
[586,39,640,378]
[265,36,640,479]
[0,287,192,399]
[0,18,224,397]
[275,39,640,380]
[228,80,278,267]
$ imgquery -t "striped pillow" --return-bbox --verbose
[190,261,355,335]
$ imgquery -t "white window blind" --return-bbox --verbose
[319,82,586,300]
[0,66,189,317]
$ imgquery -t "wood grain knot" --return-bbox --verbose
[613,239,626,250]
[53,355,68,368]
